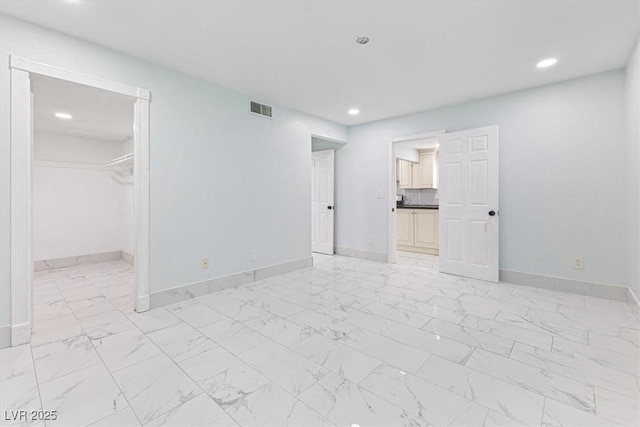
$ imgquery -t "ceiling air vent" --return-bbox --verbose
[250,101,272,118]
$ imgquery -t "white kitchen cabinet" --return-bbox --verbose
[417,152,435,188]
[396,150,438,189]
[396,208,415,246]
[397,208,439,254]
[415,209,439,249]
[398,159,413,189]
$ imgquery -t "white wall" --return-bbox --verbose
[338,70,627,287]
[626,38,640,300]
[0,15,347,329]
[120,138,135,256]
[33,132,132,261]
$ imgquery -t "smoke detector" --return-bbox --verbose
[356,36,370,45]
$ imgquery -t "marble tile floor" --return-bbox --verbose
[1,252,639,426]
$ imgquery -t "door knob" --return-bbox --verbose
[488,210,496,216]
[327,206,333,210]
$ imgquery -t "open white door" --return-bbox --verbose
[311,150,334,254]
[439,126,499,282]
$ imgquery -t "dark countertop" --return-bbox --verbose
[397,205,439,210]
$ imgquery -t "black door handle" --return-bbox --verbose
[488,210,496,216]
[327,206,333,210]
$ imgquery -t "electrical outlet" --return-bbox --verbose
[573,257,584,270]
[201,258,209,269]
[250,249,257,262]
[368,236,374,245]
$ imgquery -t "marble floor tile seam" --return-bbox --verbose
[555,303,640,328]
[388,299,468,326]
[350,357,503,426]
[377,319,489,361]
[412,337,637,424]
[24,342,46,427]
[511,342,640,399]
[246,286,378,319]
[30,334,105,386]
[236,347,331,398]
[415,353,547,426]
[84,312,241,427]
[468,339,640,415]
[550,336,640,378]
[592,387,640,426]
[445,314,557,351]
[239,288,624,362]
[174,346,334,426]
[495,310,594,344]
[84,362,143,426]
[31,316,150,387]
[587,330,640,357]
[464,348,598,414]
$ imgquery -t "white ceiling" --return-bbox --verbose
[32,76,134,139]
[3,0,638,126]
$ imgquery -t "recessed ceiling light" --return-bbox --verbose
[54,112,73,120]
[536,58,558,69]
[348,108,360,115]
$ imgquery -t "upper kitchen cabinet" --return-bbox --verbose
[397,149,438,189]
[398,159,413,189]
[417,152,435,188]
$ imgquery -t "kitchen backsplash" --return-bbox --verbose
[399,188,439,205]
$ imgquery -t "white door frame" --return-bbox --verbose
[388,130,445,263]
[9,55,151,346]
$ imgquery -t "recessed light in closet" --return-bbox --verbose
[348,108,360,115]
[54,112,73,120]
[536,58,558,68]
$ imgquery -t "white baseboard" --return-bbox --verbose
[0,325,11,349]
[500,269,635,304]
[149,257,313,309]
[122,251,134,265]
[628,288,640,321]
[135,295,150,312]
[34,250,123,271]
[10,322,30,347]
[334,247,388,263]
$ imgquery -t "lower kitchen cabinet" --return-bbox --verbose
[397,208,439,255]
[396,209,415,246]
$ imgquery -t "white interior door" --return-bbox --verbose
[311,150,334,254]
[439,126,499,282]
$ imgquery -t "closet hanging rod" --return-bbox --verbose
[105,152,134,167]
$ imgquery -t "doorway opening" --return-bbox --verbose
[389,131,444,268]
[311,135,345,258]
[388,126,500,282]
[8,56,150,347]
[31,76,137,333]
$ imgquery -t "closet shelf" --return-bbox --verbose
[105,152,134,168]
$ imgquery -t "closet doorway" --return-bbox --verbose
[310,135,346,257]
[31,76,137,328]
[8,56,150,347]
